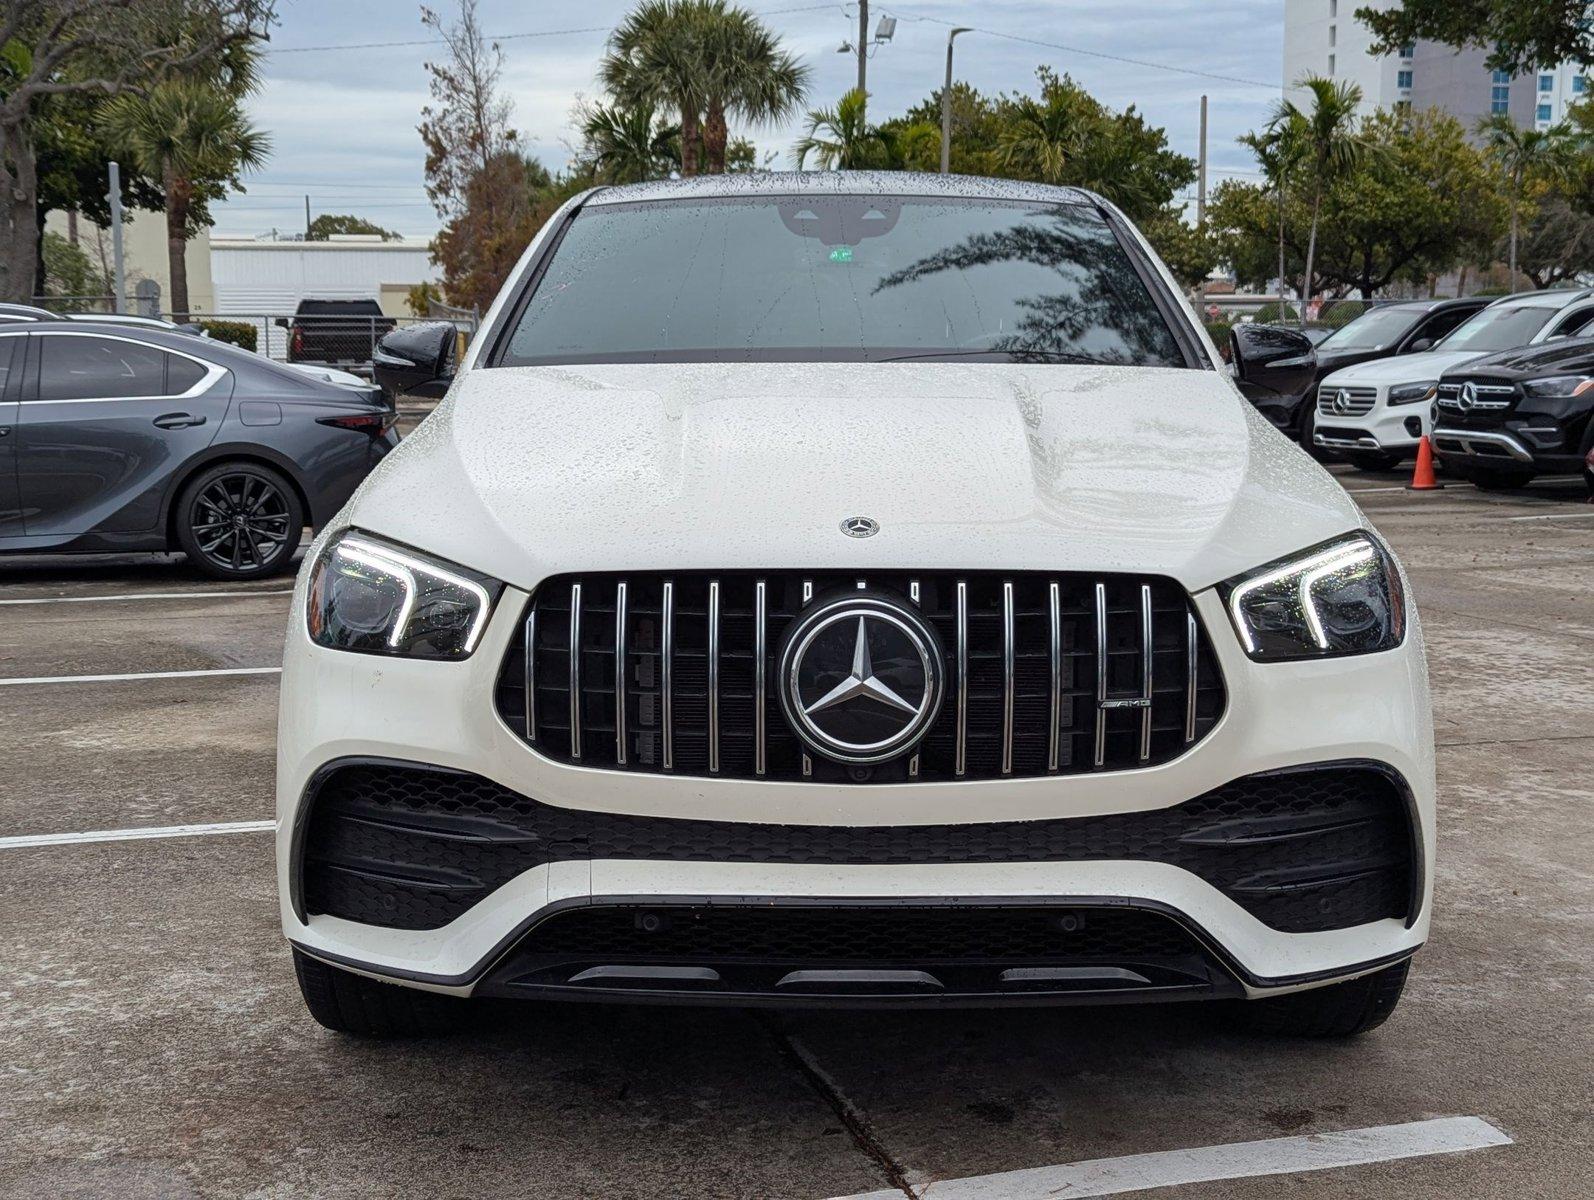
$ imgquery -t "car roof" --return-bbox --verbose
[584,171,1099,209]
[1486,287,1594,310]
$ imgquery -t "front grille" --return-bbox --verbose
[299,761,1417,935]
[494,572,1224,783]
[1436,380,1515,412]
[1318,385,1377,416]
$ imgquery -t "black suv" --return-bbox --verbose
[1432,337,1594,490]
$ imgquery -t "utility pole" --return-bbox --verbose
[305,195,312,240]
[1197,94,1208,307]
[856,0,868,102]
[107,162,126,315]
[941,28,973,175]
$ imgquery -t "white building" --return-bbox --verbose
[209,235,439,319]
[1283,0,1585,132]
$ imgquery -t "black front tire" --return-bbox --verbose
[292,948,465,1037]
[1466,466,1535,491]
[1230,959,1411,1038]
[1348,450,1404,472]
[174,461,305,580]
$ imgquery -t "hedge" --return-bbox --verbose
[200,319,258,352]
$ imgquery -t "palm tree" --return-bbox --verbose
[996,89,1092,185]
[696,4,809,174]
[582,100,680,184]
[601,0,707,175]
[1276,76,1369,327]
[1239,107,1308,310]
[793,89,882,170]
[1477,113,1574,284]
[101,79,269,321]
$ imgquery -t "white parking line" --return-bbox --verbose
[1497,510,1594,521]
[0,819,276,850]
[0,666,281,687]
[829,1116,1512,1200]
[0,589,293,606]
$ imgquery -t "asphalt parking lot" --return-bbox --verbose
[1,450,1590,1199]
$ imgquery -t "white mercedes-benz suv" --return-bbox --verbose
[278,174,1431,1040]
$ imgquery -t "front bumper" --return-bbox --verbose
[1314,397,1431,455]
[277,585,1435,1004]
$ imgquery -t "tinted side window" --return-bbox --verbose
[1412,309,1471,344]
[165,354,208,393]
[38,335,166,401]
[1550,306,1594,337]
[0,336,16,395]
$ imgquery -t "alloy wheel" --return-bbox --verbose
[189,473,293,574]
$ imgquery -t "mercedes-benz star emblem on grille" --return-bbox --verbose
[1333,388,1353,415]
[1458,381,1477,411]
[778,595,942,765]
[840,515,879,538]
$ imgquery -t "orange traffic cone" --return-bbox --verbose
[1407,435,1443,491]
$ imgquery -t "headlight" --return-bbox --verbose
[1221,533,1405,662]
[307,530,501,659]
[1522,375,1593,398]
[1388,380,1437,406]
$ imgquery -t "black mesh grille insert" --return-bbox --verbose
[493,571,1225,783]
[509,904,1200,964]
[299,761,1415,935]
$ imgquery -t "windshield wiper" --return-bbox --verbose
[877,349,1122,365]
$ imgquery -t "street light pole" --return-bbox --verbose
[857,0,868,101]
[941,27,972,175]
[107,161,126,315]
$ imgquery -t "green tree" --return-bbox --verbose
[40,229,105,297]
[1239,106,1308,299]
[1476,113,1574,285]
[1211,108,1504,299]
[1358,1,1594,74]
[601,0,707,176]
[695,3,808,174]
[996,86,1090,184]
[0,0,270,302]
[101,77,269,320]
[792,88,883,169]
[578,99,679,184]
[307,213,401,241]
[1276,77,1373,325]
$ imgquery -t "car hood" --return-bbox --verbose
[343,362,1364,592]
[1320,349,1484,387]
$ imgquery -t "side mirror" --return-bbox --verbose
[1407,337,1434,353]
[1229,324,1317,406]
[373,322,456,400]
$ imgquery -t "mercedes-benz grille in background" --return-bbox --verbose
[278,174,1433,1041]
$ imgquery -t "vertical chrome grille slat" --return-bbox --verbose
[754,579,767,777]
[908,577,921,779]
[1001,579,1015,776]
[1047,580,1061,772]
[523,608,537,742]
[955,579,969,778]
[1185,611,1199,744]
[707,579,721,774]
[614,581,628,766]
[661,579,674,771]
[568,582,583,761]
[1138,583,1154,763]
[1093,582,1108,769]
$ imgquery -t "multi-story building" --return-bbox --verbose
[1282,0,1584,132]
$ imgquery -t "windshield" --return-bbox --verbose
[1436,304,1555,353]
[1318,306,1422,352]
[495,195,1187,367]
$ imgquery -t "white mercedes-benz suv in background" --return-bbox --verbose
[278,174,1431,1040]
[1316,287,1594,469]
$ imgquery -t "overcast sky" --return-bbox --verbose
[211,0,1287,239]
